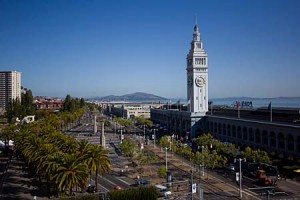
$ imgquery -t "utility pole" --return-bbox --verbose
[165,147,168,171]
[191,170,194,200]
[234,158,246,199]
[143,125,146,140]
[153,129,157,148]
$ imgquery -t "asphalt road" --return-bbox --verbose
[69,115,300,199]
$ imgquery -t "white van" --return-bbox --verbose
[155,184,171,197]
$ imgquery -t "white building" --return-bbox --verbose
[0,71,22,112]
[110,104,151,119]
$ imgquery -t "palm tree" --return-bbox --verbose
[53,153,89,195]
[84,144,111,192]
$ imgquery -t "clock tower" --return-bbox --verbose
[186,23,208,113]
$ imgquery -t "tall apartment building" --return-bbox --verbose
[0,71,21,112]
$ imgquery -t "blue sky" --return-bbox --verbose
[0,0,299,99]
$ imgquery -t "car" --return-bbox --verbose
[86,185,96,193]
[223,163,236,173]
[155,184,171,197]
[113,186,123,190]
[131,179,148,187]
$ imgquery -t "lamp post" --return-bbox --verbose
[114,122,117,136]
[198,146,205,177]
[190,169,194,200]
[120,127,123,144]
[234,158,246,199]
[165,147,168,171]
[143,125,146,140]
[152,129,157,148]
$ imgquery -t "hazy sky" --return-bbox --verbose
[1,0,299,99]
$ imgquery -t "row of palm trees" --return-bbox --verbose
[10,109,111,197]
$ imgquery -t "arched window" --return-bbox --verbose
[297,136,300,153]
[249,128,254,142]
[287,134,294,152]
[218,123,222,135]
[232,125,236,138]
[255,129,261,144]
[278,133,285,149]
[270,131,276,147]
[223,124,226,135]
[262,130,268,145]
[227,124,231,137]
[214,122,218,133]
[237,126,242,139]
[243,127,248,140]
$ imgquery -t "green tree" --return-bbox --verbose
[157,166,167,178]
[53,153,89,195]
[84,144,111,192]
[158,136,171,149]
[119,140,138,161]
[80,98,85,108]
[63,95,71,111]
[241,147,271,164]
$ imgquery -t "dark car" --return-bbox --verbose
[223,163,236,173]
[87,185,96,193]
[131,179,148,187]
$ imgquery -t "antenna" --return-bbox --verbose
[195,14,197,25]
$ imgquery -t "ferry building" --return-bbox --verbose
[150,23,300,159]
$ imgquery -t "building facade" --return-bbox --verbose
[150,23,300,159]
[0,71,21,112]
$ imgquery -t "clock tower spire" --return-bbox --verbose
[186,21,208,113]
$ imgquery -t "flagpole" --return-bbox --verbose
[270,105,272,122]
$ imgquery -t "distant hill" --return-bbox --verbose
[88,92,168,102]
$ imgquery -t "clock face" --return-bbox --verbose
[195,77,205,87]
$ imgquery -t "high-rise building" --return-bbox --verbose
[0,71,22,111]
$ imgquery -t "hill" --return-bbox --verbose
[88,92,168,102]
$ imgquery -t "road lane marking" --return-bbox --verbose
[101,176,118,185]
[116,177,131,185]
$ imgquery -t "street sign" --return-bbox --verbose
[192,183,197,193]
[236,172,239,181]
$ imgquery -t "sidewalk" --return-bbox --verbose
[1,156,48,200]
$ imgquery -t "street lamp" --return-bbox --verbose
[143,125,146,140]
[165,147,168,171]
[234,158,246,199]
[198,145,204,177]
[198,144,213,177]
[152,129,157,148]
[119,126,123,144]
[114,122,117,136]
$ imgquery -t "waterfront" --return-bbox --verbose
[166,97,300,109]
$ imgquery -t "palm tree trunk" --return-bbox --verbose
[95,167,98,192]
